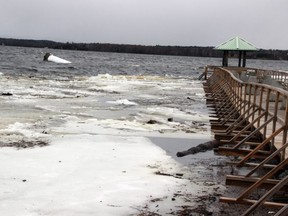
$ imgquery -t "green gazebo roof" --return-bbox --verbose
[215,36,258,51]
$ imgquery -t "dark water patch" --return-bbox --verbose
[149,136,216,166]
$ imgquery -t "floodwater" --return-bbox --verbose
[0,46,287,215]
[0,45,287,157]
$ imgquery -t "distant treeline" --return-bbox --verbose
[1,37,288,60]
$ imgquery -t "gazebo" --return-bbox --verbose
[215,36,258,67]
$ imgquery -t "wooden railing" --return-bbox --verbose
[204,66,288,215]
[202,65,288,89]
[213,67,287,158]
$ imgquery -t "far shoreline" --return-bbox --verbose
[1,37,288,61]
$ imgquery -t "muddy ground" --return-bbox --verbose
[144,137,280,216]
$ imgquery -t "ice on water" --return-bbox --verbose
[0,74,213,215]
[0,48,220,215]
[2,47,286,215]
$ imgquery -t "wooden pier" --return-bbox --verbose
[202,66,288,216]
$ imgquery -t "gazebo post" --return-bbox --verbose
[222,50,228,67]
[242,51,247,67]
[238,51,242,67]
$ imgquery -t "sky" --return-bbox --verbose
[1,0,288,49]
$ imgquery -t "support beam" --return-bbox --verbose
[215,147,270,158]
[226,175,288,191]
[275,205,288,216]
[241,175,288,215]
[219,197,286,208]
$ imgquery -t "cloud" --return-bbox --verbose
[0,0,288,49]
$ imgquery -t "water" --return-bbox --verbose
[1,46,287,79]
[0,46,287,143]
[0,46,213,79]
[0,46,287,215]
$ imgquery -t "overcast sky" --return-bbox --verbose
[1,0,287,49]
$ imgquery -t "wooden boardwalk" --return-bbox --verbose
[202,66,288,216]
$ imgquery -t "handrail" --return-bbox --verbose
[204,66,288,88]
[206,66,288,215]
[208,67,288,161]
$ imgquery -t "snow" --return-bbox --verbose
[0,130,200,216]
[0,73,219,215]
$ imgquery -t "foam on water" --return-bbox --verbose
[0,70,211,147]
[107,99,138,106]
[0,72,209,127]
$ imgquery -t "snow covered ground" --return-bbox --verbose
[0,73,224,215]
[0,130,213,216]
